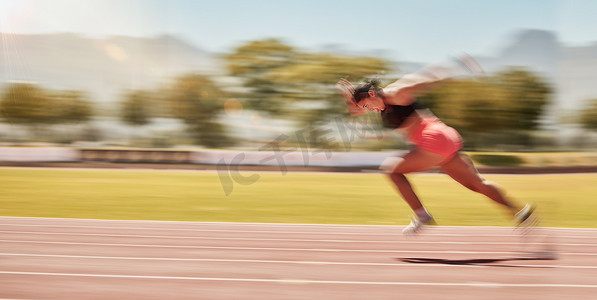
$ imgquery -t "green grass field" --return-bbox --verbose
[1,168,596,228]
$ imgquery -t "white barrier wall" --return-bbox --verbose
[0,147,78,162]
[192,150,399,167]
[0,147,399,167]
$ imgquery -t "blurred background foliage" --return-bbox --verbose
[1,38,596,151]
[419,68,552,149]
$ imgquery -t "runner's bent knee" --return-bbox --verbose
[380,157,403,173]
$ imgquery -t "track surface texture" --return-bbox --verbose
[1,217,596,299]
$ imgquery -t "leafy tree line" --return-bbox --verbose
[0,83,93,125]
[418,68,553,148]
[580,98,597,130]
[0,76,230,147]
[1,38,595,148]
[0,39,390,148]
[0,83,93,140]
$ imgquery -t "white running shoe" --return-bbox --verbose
[514,204,537,227]
[514,203,540,238]
[402,215,436,235]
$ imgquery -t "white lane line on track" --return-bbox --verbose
[0,217,528,229]
[0,230,584,246]
[1,224,593,239]
[1,271,596,288]
[0,239,523,254]
[0,239,592,256]
[2,217,596,232]
[1,253,578,268]
[0,224,422,236]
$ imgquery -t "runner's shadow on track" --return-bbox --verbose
[398,257,553,268]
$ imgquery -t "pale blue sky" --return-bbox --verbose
[1,0,596,62]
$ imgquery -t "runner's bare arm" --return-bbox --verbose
[384,53,485,106]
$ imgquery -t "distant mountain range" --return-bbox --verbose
[1,30,596,121]
[478,30,597,119]
[0,33,221,105]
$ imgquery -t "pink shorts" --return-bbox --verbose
[408,117,463,158]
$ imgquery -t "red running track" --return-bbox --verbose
[1,217,596,299]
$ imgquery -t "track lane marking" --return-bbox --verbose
[0,230,577,246]
[3,253,580,268]
[1,224,594,239]
[1,239,592,256]
[1,271,596,288]
[0,239,526,254]
[1,217,596,233]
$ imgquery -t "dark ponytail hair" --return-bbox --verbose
[352,78,383,103]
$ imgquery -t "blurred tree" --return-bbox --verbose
[0,83,94,125]
[163,74,234,148]
[422,79,508,132]
[120,90,153,127]
[226,39,391,147]
[53,90,94,123]
[226,39,389,117]
[428,68,551,132]
[269,53,390,118]
[0,83,57,125]
[226,38,298,114]
[492,68,551,131]
[580,98,597,130]
[420,68,552,148]
[0,83,94,141]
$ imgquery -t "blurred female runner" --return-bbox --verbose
[336,57,535,234]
